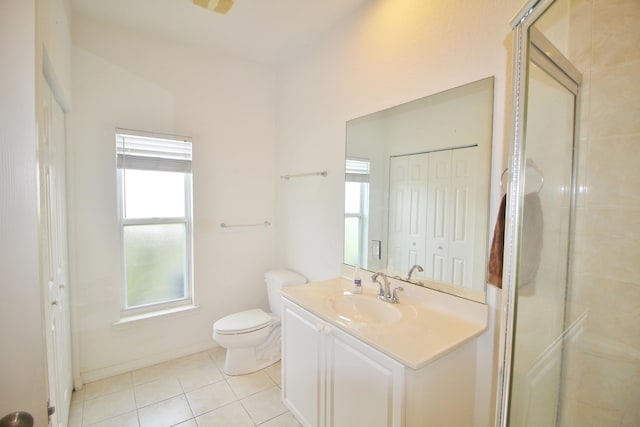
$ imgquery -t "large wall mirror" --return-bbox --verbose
[344,77,494,302]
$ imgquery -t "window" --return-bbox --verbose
[344,158,370,266]
[116,129,193,313]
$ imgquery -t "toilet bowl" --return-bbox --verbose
[213,269,306,375]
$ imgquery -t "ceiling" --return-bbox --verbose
[71,0,371,65]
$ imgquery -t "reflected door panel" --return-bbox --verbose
[388,153,429,276]
[425,147,477,287]
[426,151,451,282]
[448,147,477,287]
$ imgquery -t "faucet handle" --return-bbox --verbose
[391,286,404,303]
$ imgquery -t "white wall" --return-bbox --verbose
[38,0,72,107]
[69,14,278,381]
[274,0,522,424]
[0,1,47,422]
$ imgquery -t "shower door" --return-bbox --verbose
[501,0,640,425]
[498,2,582,425]
[508,31,581,426]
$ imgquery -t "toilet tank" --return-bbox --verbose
[265,269,307,317]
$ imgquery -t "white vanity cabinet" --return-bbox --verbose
[282,299,404,427]
[281,292,480,427]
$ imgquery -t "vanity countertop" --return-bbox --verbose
[280,277,488,370]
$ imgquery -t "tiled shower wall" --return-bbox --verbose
[562,0,640,425]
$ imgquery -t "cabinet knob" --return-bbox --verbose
[323,325,332,335]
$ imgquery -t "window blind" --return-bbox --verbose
[116,130,192,173]
[345,158,370,183]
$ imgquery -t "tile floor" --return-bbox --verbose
[68,348,302,427]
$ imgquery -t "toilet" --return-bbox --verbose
[212,269,307,375]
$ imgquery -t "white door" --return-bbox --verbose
[447,146,477,288]
[387,153,429,277]
[39,78,73,427]
[425,147,477,287]
[425,150,451,282]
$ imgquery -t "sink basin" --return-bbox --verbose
[329,294,402,324]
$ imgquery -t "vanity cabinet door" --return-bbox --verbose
[326,326,405,427]
[282,298,405,427]
[282,300,325,427]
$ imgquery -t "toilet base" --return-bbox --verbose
[223,346,281,376]
[221,324,282,376]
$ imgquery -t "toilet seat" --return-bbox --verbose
[214,309,273,335]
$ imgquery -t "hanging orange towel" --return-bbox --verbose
[488,194,506,288]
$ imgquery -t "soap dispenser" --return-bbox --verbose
[352,265,363,294]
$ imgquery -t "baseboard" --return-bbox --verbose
[78,341,222,386]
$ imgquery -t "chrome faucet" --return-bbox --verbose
[371,272,403,304]
[406,264,424,281]
[371,272,389,298]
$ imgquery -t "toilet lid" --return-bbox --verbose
[214,309,272,334]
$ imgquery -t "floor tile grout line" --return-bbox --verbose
[131,372,140,414]
[236,395,259,426]
[192,399,247,425]
[181,384,196,426]
[256,409,289,427]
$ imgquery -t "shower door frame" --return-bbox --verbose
[496,0,583,426]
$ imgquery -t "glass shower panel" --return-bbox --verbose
[508,60,577,426]
[503,1,640,426]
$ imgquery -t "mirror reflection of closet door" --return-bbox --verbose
[508,29,580,427]
[387,147,476,284]
[427,147,477,288]
[388,153,429,277]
